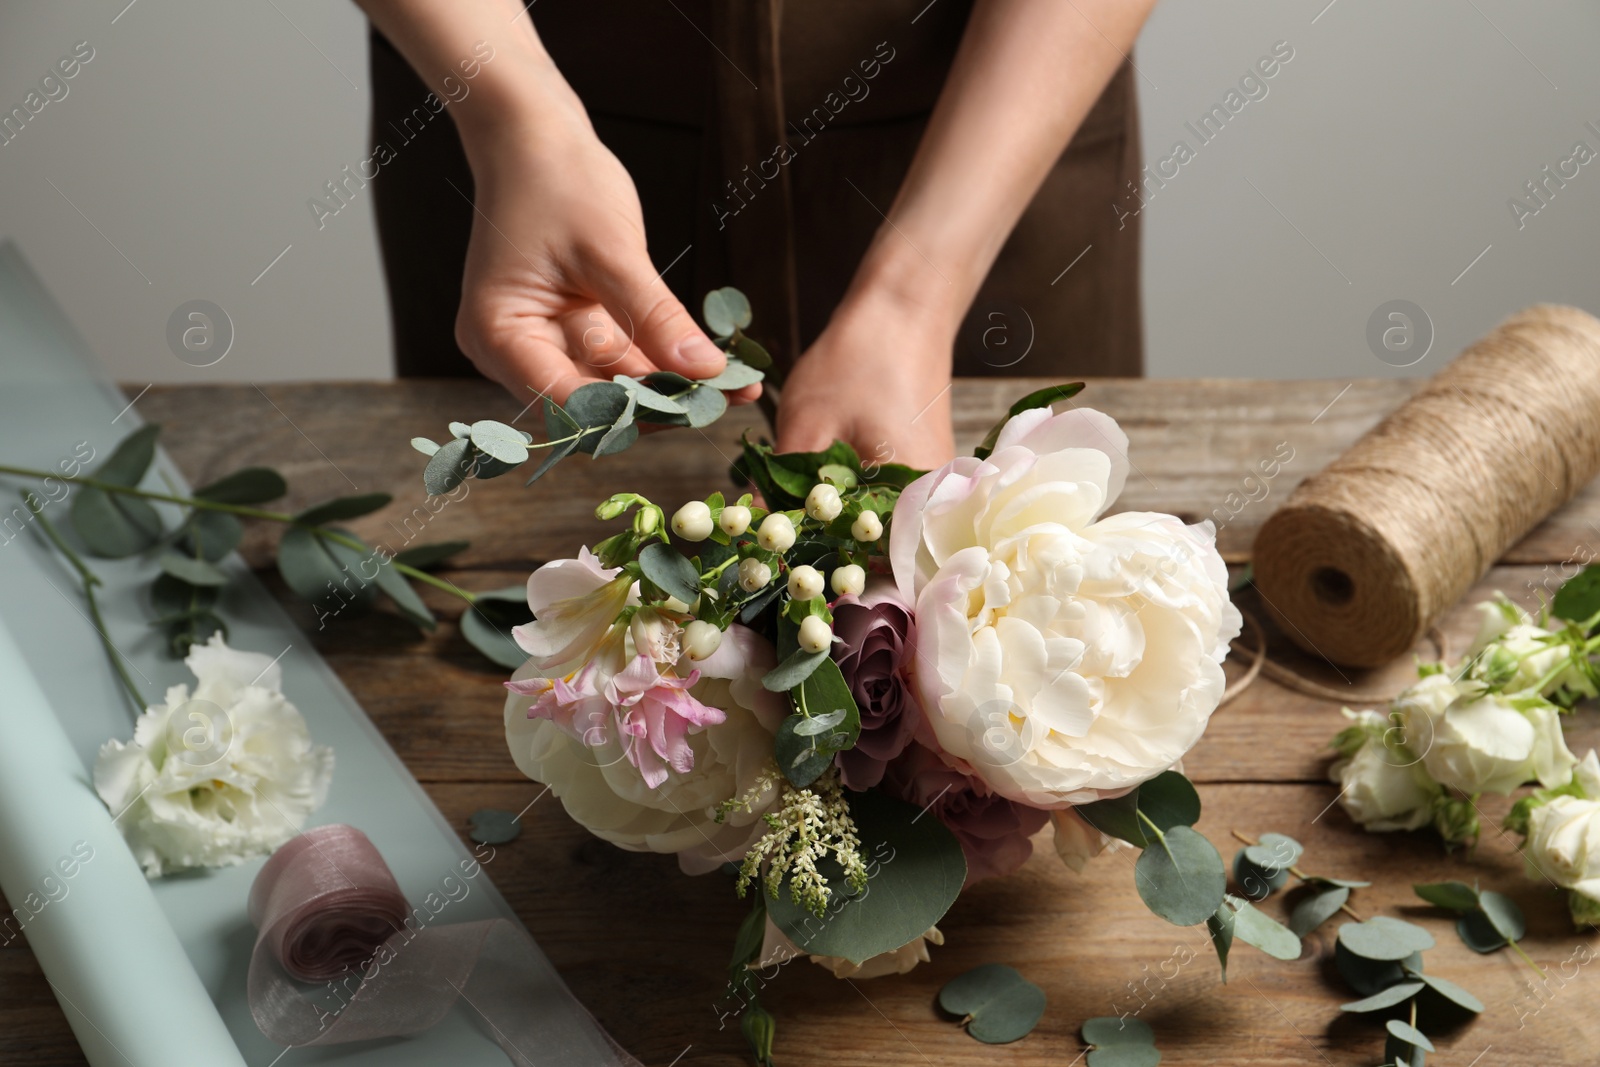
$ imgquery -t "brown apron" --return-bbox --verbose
[370,0,1142,380]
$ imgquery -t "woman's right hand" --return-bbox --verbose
[451,74,750,407]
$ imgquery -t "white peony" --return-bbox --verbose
[755,918,944,980]
[94,636,333,878]
[1329,711,1441,832]
[505,623,785,874]
[889,405,1241,807]
[1396,676,1575,796]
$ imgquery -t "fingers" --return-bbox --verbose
[457,313,604,408]
[588,249,727,381]
[555,305,656,381]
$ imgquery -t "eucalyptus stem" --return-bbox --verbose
[1230,829,1365,921]
[1507,936,1548,981]
[0,464,477,604]
[20,491,144,718]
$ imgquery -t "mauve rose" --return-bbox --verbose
[884,742,1049,886]
[831,578,921,790]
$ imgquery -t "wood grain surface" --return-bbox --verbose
[4,379,1598,1066]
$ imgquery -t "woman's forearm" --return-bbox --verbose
[349,0,589,162]
[850,0,1158,323]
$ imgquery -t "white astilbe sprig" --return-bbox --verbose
[721,766,868,917]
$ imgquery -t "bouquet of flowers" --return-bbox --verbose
[419,293,1297,1062]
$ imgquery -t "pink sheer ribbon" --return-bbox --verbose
[247,824,641,1065]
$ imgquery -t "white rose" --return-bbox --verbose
[889,406,1242,806]
[756,918,944,980]
[1466,600,1595,700]
[505,624,785,874]
[1330,714,1441,832]
[1399,683,1576,796]
[93,636,333,878]
[1525,795,1600,911]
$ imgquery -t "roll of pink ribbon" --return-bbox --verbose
[247,824,640,1065]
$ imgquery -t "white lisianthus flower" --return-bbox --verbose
[1396,677,1576,796]
[888,406,1242,806]
[512,547,635,672]
[93,636,333,878]
[756,918,944,980]
[505,624,785,874]
[1329,710,1441,832]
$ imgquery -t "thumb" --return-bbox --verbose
[592,251,726,380]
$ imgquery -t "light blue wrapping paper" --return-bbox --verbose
[0,242,619,1066]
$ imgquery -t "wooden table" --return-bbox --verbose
[5,378,1598,1066]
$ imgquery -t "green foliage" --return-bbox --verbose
[767,791,965,965]
[1135,826,1226,926]
[462,586,535,669]
[1077,771,1200,848]
[638,542,701,604]
[939,964,1047,1044]
[1553,564,1600,626]
[72,423,164,557]
[1082,1015,1161,1067]
[1225,895,1302,960]
[194,467,286,504]
[467,809,521,845]
[973,382,1085,460]
[1411,881,1528,955]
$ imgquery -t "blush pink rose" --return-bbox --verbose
[884,742,1048,886]
[831,577,921,790]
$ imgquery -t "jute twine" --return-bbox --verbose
[1252,304,1600,668]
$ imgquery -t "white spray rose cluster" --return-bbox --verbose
[1331,599,1585,846]
[1512,751,1600,927]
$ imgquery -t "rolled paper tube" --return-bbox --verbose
[248,824,642,1065]
[0,613,248,1067]
[1253,304,1600,668]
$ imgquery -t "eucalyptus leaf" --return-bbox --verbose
[1413,881,1480,913]
[938,964,1046,1044]
[1233,850,1290,900]
[563,382,634,453]
[449,421,472,439]
[1340,981,1424,1013]
[730,333,772,370]
[703,287,752,337]
[773,714,833,788]
[1087,1047,1161,1067]
[526,434,580,485]
[1227,896,1302,960]
[371,556,435,631]
[151,573,217,617]
[71,487,163,558]
[1206,903,1235,979]
[1478,891,1526,943]
[697,358,765,391]
[1385,1032,1427,1067]
[639,542,700,604]
[1289,884,1349,937]
[391,540,470,569]
[1081,1017,1155,1047]
[1455,910,1507,953]
[276,527,376,610]
[295,493,392,526]
[1135,772,1202,833]
[1338,917,1435,961]
[462,586,534,669]
[592,391,639,457]
[95,423,161,484]
[673,383,729,428]
[469,420,531,465]
[1243,832,1303,871]
[410,437,441,457]
[167,611,225,657]
[792,709,846,736]
[1307,875,1371,890]
[183,510,242,561]
[1135,826,1226,926]
[767,791,965,964]
[762,645,829,691]
[614,375,689,415]
[1335,942,1423,996]
[1409,971,1484,1014]
[468,809,521,845]
[797,657,861,752]
[158,551,228,587]
[1385,1020,1434,1052]
[424,437,474,495]
[194,466,287,504]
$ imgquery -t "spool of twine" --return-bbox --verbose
[1252,304,1600,668]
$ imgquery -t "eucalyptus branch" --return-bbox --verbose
[20,491,144,718]
[1231,830,1365,921]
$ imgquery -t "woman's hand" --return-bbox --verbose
[776,285,957,471]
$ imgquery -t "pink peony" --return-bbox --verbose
[883,742,1048,886]
[831,577,922,790]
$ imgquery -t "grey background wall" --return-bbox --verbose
[2,0,1597,385]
